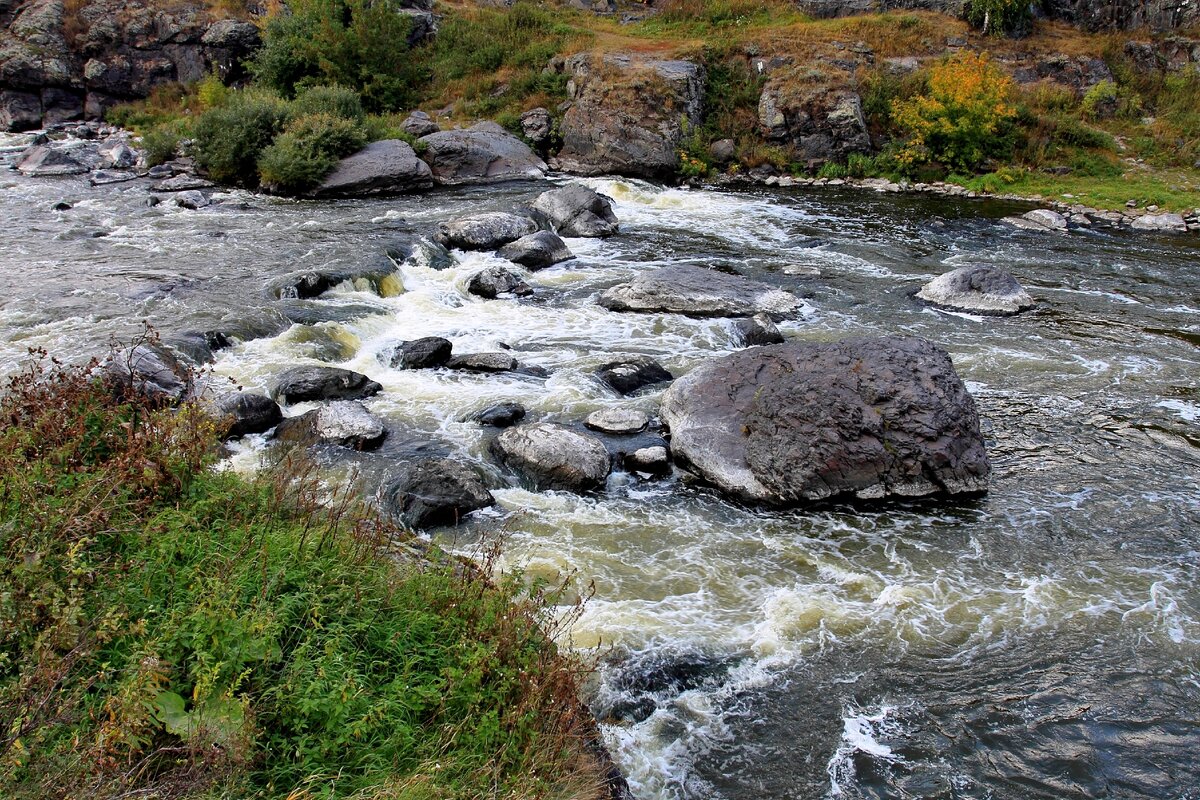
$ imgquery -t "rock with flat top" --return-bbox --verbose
[380,457,495,529]
[599,265,802,319]
[917,266,1035,316]
[531,184,619,237]
[492,422,611,491]
[436,212,539,251]
[497,230,574,269]
[274,401,386,450]
[272,366,382,404]
[310,140,434,197]
[586,407,649,434]
[418,121,546,184]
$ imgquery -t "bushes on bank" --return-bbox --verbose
[258,113,368,193]
[964,0,1031,36]
[193,90,291,186]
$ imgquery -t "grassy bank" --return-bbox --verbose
[0,353,603,799]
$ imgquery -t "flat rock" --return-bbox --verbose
[585,407,649,434]
[491,422,611,492]
[497,230,574,270]
[1130,213,1188,233]
[272,366,383,404]
[210,392,282,438]
[467,265,532,298]
[310,140,434,197]
[275,401,386,450]
[599,265,802,318]
[1004,208,1068,232]
[446,353,519,373]
[596,356,673,395]
[917,266,1035,316]
[436,212,538,251]
[531,184,619,237]
[381,337,453,369]
[380,457,495,529]
[152,175,216,192]
[273,259,400,299]
[89,168,138,186]
[418,121,546,185]
[732,313,784,346]
[16,142,101,176]
[625,445,670,476]
[660,336,990,505]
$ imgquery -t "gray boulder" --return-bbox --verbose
[446,352,519,373]
[89,169,138,186]
[1003,209,1068,232]
[274,401,386,450]
[104,342,191,405]
[400,110,439,138]
[531,184,619,237]
[585,407,649,434]
[98,133,139,168]
[151,175,215,192]
[625,445,670,476]
[418,121,546,184]
[491,422,611,492]
[467,265,532,298]
[310,140,434,197]
[917,266,1035,316]
[1130,213,1188,233]
[497,230,574,270]
[520,107,554,151]
[732,313,785,346]
[599,265,802,319]
[272,366,383,404]
[15,142,101,176]
[436,212,538,250]
[210,392,282,438]
[596,356,673,395]
[273,259,399,299]
[380,457,495,529]
[175,191,209,209]
[381,337,453,369]
[0,90,42,131]
[660,337,990,505]
[472,402,527,428]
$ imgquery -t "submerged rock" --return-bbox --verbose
[274,401,386,450]
[497,230,574,270]
[660,336,990,505]
[380,457,495,529]
[917,266,1035,316]
[381,336,453,369]
[531,184,619,237]
[599,265,802,319]
[492,422,611,492]
[418,121,546,185]
[436,212,539,251]
[272,366,382,404]
[273,259,400,299]
[309,140,434,197]
[596,356,673,395]
[467,265,532,298]
[210,392,282,439]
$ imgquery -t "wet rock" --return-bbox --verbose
[98,133,139,168]
[531,184,619,237]
[436,212,538,251]
[274,401,387,450]
[103,342,191,405]
[418,121,546,185]
[917,266,1036,316]
[0,90,42,132]
[596,356,673,395]
[709,138,736,164]
[472,402,527,428]
[1004,209,1068,232]
[175,190,209,209]
[1130,213,1188,233]
[151,175,215,191]
[599,265,802,319]
[446,352,519,372]
[89,169,138,185]
[273,259,400,299]
[210,392,282,438]
[52,201,72,211]
[585,407,649,434]
[167,329,232,364]
[15,142,101,176]
[272,366,382,404]
[381,336,453,369]
[491,422,611,492]
[624,445,670,476]
[400,110,439,138]
[467,265,532,299]
[497,230,574,270]
[380,457,495,529]
[554,53,705,178]
[660,336,990,504]
[309,139,434,197]
[732,313,785,346]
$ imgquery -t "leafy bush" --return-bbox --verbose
[892,51,1017,173]
[195,72,229,111]
[258,113,367,194]
[817,160,848,179]
[193,90,291,186]
[140,122,187,166]
[290,84,366,122]
[1081,79,1118,119]
[965,0,1031,36]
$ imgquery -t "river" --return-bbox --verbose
[2,130,1198,799]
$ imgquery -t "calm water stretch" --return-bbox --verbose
[2,130,1198,799]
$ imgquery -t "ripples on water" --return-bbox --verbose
[2,131,1199,799]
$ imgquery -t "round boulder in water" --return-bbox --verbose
[917,266,1035,316]
[497,230,574,270]
[274,401,387,451]
[210,392,282,438]
[472,402,527,428]
[381,337,453,369]
[625,445,670,476]
[466,265,532,299]
[660,336,990,505]
[732,313,784,347]
[436,212,539,251]
[596,356,673,395]
[380,457,495,529]
[585,407,649,434]
[491,422,611,492]
[531,184,619,237]
[272,366,382,404]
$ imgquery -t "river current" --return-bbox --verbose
[2,130,1199,799]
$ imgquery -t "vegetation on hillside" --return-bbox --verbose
[0,350,602,799]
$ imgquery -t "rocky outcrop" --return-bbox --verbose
[309,140,434,197]
[553,53,705,178]
[497,230,574,269]
[1123,37,1200,74]
[758,77,870,166]
[598,265,803,319]
[273,259,400,300]
[1040,0,1200,31]
[1007,54,1113,94]
[491,422,611,492]
[380,457,495,529]
[446,352,520,372]
[418,121,547,184]
[660,337,990,505]
[916,266,1035,315]
[1130,212,1189,233]
[272,366,383,405]
[531,184,619,238]
[400,110,439,137]
[274,401,387,450]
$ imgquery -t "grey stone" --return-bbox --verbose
[531,184,619,237]
[491,422,611,492]
[585,407,649,434]
[272,366,383,404]
[381,337,453,369]
[625,445,670,475]
[16,142,101,176]
[400,110,440,138]
[210,392,282,438]
[446,353,519,373]
[152,174,215,191]
[418,121,546,184]
[467,265,532,299]
[275,401,386,450]
[1130,213,1188,233]
[310,140,434,197]
[380,457,495,529]
[89,169,138,185]
[520,107,554,147]
[0,90,42,131]
[917,266,1035,316]
[103,342,191,405]
[436,212,539,250]
[732,313,784,346]
[599,265,802,319]
[497,230,574,270]
[709,138,736,164]
[596,356,673,395]
[472,402,527,428]
[174,190,209,209]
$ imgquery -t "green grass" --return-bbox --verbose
[0,352,599,799]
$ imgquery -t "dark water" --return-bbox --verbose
[2,131,1199,799]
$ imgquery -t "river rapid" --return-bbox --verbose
[3,129,1199,799]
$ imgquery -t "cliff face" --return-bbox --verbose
[0,0,259,131]
[794,0,1200,30]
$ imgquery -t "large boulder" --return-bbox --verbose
[272,366,383,404]
[553,53,705,178]
[436,212,539,251]
[1039,0,1200,31]
[497,230,574,270]
[380,457,495,529]
[1130,213,1188,233]
[599,265,803,319]
[467,265,532,299]
[531,184,619,237]
[274,401,386,450]
[0,90,42,131]
[400,110,439,137]
[380,336,453,369]
[732,313,785,347]
[917,266,1035,316]
[103,342,191,405]
[596,356,673,395]
[491,422,611,492]
[660,337,990,504]
[309,140,434,197]
[210,392,282,438]
[418,121,546,184]
[15,142,102,175]
[758,80,870,165]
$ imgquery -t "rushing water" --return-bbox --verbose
[3,130,1199,799]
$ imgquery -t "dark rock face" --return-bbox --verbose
[491,422,611,492]
[531,184,619,238]
[472,402,527,428]
[497,230,574,270]
[381,336,453,369]
[1008,54,1113,95]
[916,266,1035,316]
[273,259,399,300]
[553,53,705,178]
[167,329,233,364]
[436,212,539,251]
[380,457,495,529]
[467,265,532,299]
[732,313,785,347]
[210,392,282,438]
[418,121,547,184]
[309,140,434,197]
[596,356,673,395]
[272,366,383,405]
[660,337,990,504]
[758,81,870,165]
[599,265,802,319]
[104,343,191,404]
[519,106,554,153]
[791,0,965,18]
[0,89,41,130]
[274,401,386,451]
[1040,0,1200,31]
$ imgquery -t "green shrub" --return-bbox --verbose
[258,113,367,194]
[965,0,1031,36]
[1081,79,1118,119]
[817,160,848,179]
[1050,115,1115,149]
[193,90,291,186]
[195,72,230,111]
[140,122,187,166]
[290,84,366,122]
